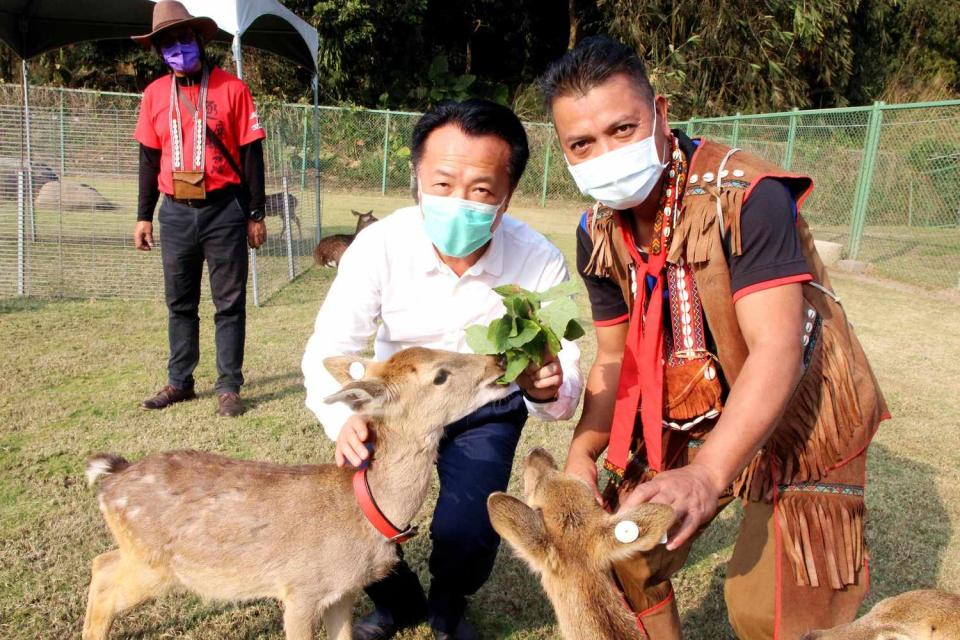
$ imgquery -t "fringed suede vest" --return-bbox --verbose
[584,138,888,504]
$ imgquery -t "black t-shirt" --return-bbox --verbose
[577,138,812,325]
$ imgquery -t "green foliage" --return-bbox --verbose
[0,0,955,113]
[465,282,584,384]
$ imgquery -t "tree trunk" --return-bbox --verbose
[568,0,579,50]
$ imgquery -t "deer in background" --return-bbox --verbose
[82,347,508,640]
[801,590,960,640]
[264,192,302,243]
[487,449,675,640]
[313,209,378,268]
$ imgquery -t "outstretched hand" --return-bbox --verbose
[616,463,723,550]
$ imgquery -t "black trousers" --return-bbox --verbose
[158,194,248,393]
[365,392,528,633]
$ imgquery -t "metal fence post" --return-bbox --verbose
[847,101,884,260]
[686,117,695,137]
[730,112,742,147]
[907,181,914,227]
[22,60,36,243]
[783,107,798,170]
[282,176,296,281]
[539,138,552,207]
[313,75,322,245]
[380,111,391,195]
[250,250,261,307]
[17,171,25,296]
[300,107,309,192]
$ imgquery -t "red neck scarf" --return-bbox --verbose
[604,137,688,477]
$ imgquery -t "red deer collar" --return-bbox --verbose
[352,468,417,544]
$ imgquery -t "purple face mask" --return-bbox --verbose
[161,37,202,74]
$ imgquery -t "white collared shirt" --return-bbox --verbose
[302,205,584,440]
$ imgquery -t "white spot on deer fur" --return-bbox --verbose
[127,507,141,519]
[85,458,114,486]
[614,520,640,543]
[113,496,128,510]
[140,474,156,484]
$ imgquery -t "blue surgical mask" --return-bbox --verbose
[419,191,503,258]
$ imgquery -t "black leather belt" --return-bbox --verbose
[167,186,239,209]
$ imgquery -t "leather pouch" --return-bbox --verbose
[172,170,205,199]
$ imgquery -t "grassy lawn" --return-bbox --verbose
[1,202,959,639]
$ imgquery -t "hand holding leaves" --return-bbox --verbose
[465,281,585,384]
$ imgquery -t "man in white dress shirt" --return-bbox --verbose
[302,99,582,640]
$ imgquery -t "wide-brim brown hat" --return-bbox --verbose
[132,1,218,47]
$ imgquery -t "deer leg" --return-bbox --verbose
[282,597,318,640]
[293,214,303,244]
[321,591,357,640]
[82,550,173,640]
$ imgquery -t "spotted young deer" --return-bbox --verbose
[82,347,508,640]
[487,449,675,640]
[313,209,378,267]
[801,590,960,640]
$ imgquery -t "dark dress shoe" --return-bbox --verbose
[353,609,426,640]
[217,392,245,417]
[141,384,196,410]
[433,617,480,640]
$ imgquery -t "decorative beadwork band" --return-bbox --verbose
[778,482,864,497]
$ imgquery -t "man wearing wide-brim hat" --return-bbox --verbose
[132,0,268,417]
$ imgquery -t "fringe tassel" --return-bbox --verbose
[735,322,864,502]
[584,207,619,278]
[669,187,746,266]
[776,491,865,589]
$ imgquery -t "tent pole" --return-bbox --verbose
[313,74,321,245]
[21,59,36,242]
[232,34,260,307]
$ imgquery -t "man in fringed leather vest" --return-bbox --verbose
[537,37,889,640]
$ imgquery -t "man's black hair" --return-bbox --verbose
[538,36,654,116]
[411,99,529,190]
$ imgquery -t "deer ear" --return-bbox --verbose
[488,493,549,570]
[522,448,557,500]
[598,503,676,564]
[323,356,377,386]
[323,379,389,412]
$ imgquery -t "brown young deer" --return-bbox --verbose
[313,209,378,267]
[82,347,508,640]
[801,590,960,640]
[488,449,675,640]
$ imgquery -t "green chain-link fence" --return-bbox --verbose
[681,101,960,290]
[1,84,957,300]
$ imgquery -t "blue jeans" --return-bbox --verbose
[364,392,528,633]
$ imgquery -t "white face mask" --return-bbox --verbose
[565,102,668,210]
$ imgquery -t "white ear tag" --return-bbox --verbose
[348,362,365,380]
[614,520,640,543]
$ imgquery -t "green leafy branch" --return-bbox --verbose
[465,281,585,384]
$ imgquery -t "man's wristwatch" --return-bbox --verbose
[248,209,265,222]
